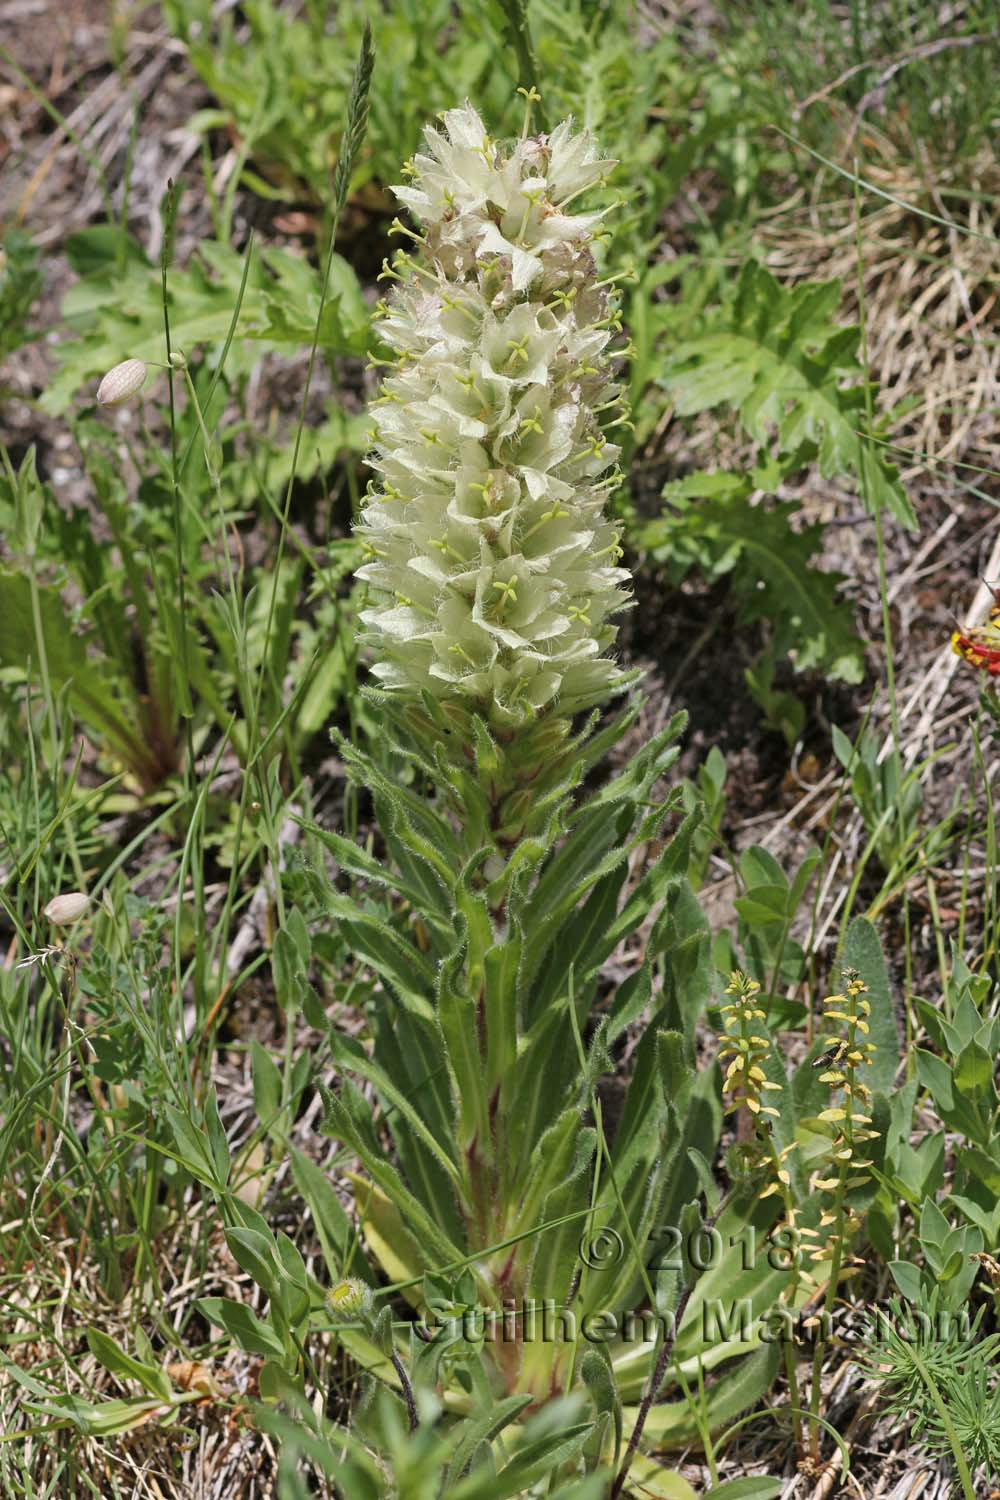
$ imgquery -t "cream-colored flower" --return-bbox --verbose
[357,103,630,728]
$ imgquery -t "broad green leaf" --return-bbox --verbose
[918,1196,952,1252]
[163,1104,223,1188]
[290,1148,372,1284]
[443,1395,534,1488]
[629,1344,781,1449]
[85,1329,172,1402]
[705,1480,782,1499]
[641,491,864,684]
[251,1041,283,1132]
[44,239,369,415]
[627,1457,697,1499]
[841,917,901,1096]
[196,1297,285,1359]
[888,1260,923,1302]
[226,1226,279,1296]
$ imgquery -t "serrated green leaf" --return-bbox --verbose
[660,261,914,529]
[43,240,369,416]
[640,495,864,684]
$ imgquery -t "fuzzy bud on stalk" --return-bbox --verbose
[96,358,147,408]
[326,1278,373,1323]
[356,103,631,729]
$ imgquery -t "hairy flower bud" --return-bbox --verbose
[96,358,147,407]
[356,103,631,728]
[327,1277,373,1322]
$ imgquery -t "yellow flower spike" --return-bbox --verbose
[716,969,794,1201]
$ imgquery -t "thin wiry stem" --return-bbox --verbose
[248,23,374,1105]
[498,0,549,131]
[610,1201,725,1500]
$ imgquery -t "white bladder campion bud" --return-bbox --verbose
[96,358,147,407]
[356,103,631,728]
[43,891,90,925]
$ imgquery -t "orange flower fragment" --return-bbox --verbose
[952,583,1000,676]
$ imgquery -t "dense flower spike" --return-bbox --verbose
[355,103,631,728]
[718,971,782,1121]
[799,968,880,1279]
[718,971,799,1213]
